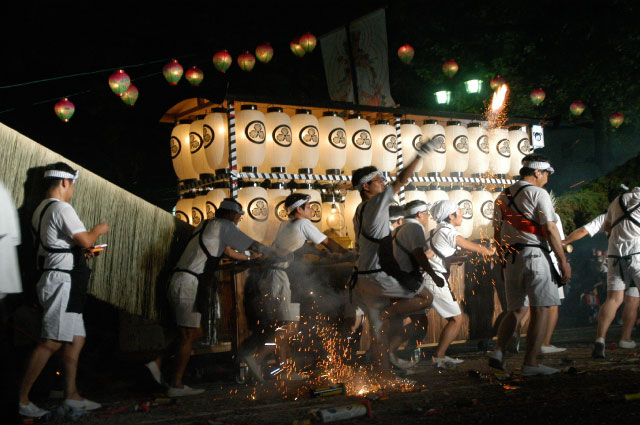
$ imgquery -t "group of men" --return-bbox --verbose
[9,147,640,418]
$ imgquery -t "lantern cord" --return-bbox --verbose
[0,54,198,90]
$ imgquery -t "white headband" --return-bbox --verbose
[430,200,459,223]
[287,196,310,214]
[44,169,79,182]
[404,203,429,217]
[354,170,382,190]
[522,160,554,174]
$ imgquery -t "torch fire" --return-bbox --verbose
[486,84,509,129]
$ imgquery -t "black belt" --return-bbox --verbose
[172,268,200,278]
[607,252,640,288]
[506,243,563,286]
[347,267,383,302]
[42,267,72,274]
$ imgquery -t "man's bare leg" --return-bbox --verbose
[62,336,85,400]
[621,295,640,343]
[19,339,63,404]
[523,306,549,367]
[170,327,202,388]
[435,315,462,359]
[596,290,624,340]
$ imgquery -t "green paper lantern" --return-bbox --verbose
[490,75,505,91]
[54,97,75,122]
[290,39,305,57]
[298,32,317,53]
[610,112,624,128]
[121,85,139,106]
[163,59,183,85]
[397,44,414,64]
[213,50,232,73]
[237,51,256,72]
[255,43,274,63]
[569,100,585,116]
[108,69,130,96]
[530,88,546,105]
[442,59,459,78]
[185,66,204,86]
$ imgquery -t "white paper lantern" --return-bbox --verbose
[321,192,345,235]
[467,123,490,176]
[264,182,290,245]
[371,119,397,172]
[203,108,229,172]
[470,188,494,241]
[175,193,194,225]
[192,192,208,226]
[424,185,449,232]
[237,182,269,243]
[443,121,469,176]
[344,189,362,243]
[236,104,266,171]
[291,109,320,172]
[448,185,473,238]
[420,120,446,175]
[205,183,228,220]
[263,107,292,173]
[404,185,427,204]
[508,126,532,178]
[170,120,198,181]
[189,115,215,179]
[343,114,373,174]
[488,127,511,176]
[296,183,322,230]
[399,119,424,174]
[318,111,347,174]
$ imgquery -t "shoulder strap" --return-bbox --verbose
[34,200,74,255]
[197,219,216,259]
[611,194,640,230]
[392,224,420,271]
[428,228,448,262]
[356,201,383,244]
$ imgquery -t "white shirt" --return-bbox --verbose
[428,222,460,274]
[31,199,86,270]
[393,218,426,273]
[583,213,606,237]
[0,182,22,296]
[175,218,255,274]
[354,185,395,271]
[495,181,557,247]
[605,188,640,256]
[273,218,327,253]
[550,213,565,272]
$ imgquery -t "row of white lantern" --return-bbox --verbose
[171,106,533,182]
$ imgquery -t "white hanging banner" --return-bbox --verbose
[319,27,355,103]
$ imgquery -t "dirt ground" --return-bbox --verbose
[19,324,640,425]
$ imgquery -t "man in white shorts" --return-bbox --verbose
[19,163,110,418]
[240,193,350,382]
[425,200,496,368]
[488,154,571,376]
[148,198,277,396]
[593,187,640,358]
[350,136,438,379]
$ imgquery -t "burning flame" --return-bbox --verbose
[491,84,508,113]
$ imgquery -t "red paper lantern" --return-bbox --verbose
[442,59,459,78]
[290,38,305,57]
[108,69,130,96]
[185,66,204,86]
[530,88,546,105]
[121,85,139,106]
[490,75,506,90]
[397,44,415,64]
[163,59,183,85]
[237,51,256,72]
[255,43,274,63]
[569,100,585,116]
[298,32,317,53]
[213,50,232,73]
[610,112,624,128]
[54,98,75,122]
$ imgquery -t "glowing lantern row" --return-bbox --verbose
[442,59,459,78]
[170,119,198,181]
[371,119,397,172]
[397,44,415,64]
[490,75,505,91]
[203,108,229,171]
[206,183,228,220]
[54,98,75,122]
[448,185,473,238]
[291,109,320,171]
[175,193,194,224]
[610,112,624,128]
[189,115,210,178]
[121,85,139,106]
[255,43,274,63]
[421,120,446,175]
[163,59,183,85]
[213,50,232,73]
[237,51,256,72]
[470,188,494,241]
[508,126,531,178]
[298,33,317,53]
[238,182,270,242]
[399,119,423,173]
[570,100,585,116]
[488,127,511,176]
[236,105,266,171]
[263,107,292,172]
[185,66,204,86]
[344,114,372,174]
[108,69,130,96]
[443,121,469,176]
[192,192,207,226]
[530,88,546,105]
[318,111,347,174]
[290,38,305,57]
[265,182,290,244]
[467,123,489,176]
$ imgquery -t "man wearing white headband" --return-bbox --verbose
[593,186,640,358]
[152,197,276,397]
[349,136,438,380]
[489,154,571,376]
[19,163,110,418]
[240,193,349,382]
[425,200,495,368]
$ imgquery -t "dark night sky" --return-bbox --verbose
[2,1,635,210]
